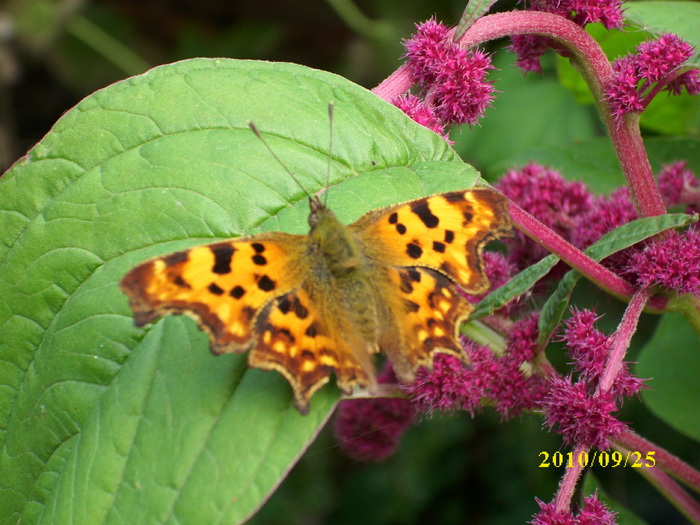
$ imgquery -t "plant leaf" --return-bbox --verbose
[637,313,700,443]
[0,58,480,523]
[473,254,559,320]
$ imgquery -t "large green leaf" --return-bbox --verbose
[637,313,700,443]
[0,58,482,524]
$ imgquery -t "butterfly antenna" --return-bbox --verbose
[248,121,313,200]
[324,102,334,206]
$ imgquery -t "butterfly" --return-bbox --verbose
[120,181,511,414]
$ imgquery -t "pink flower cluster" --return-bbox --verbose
[606,34,700,120]
[406,315,548,419]
[333,367,415,461]
[628,225,700,296]
[396,19,496,135]
[542,309,643,449]
[531,493,617,525]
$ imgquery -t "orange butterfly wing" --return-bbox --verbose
[350,187,511,382]
[120,235,309,353]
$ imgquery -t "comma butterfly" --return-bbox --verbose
[120,117,512,414]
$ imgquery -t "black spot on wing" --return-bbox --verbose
[411,201,440,228]
[208,283,225,295]
[404,300,420,313]
[252,254,267,266]
[278,296,291,314]
[406,242,422,259]
[211,244,235,274]
[173,276,190,288]
[399,273,414,293]
[258,274,276,292]
[432,241,446,253]
[406,268,422,283]
[388,212,407,234]
[305,323,319,337]
[230,285,245,299]
[444,230,455,243]
[444,191,465,203]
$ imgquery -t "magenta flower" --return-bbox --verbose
[530,499,577,525]
[627,225,700,296]
[658,161,700,210]
[406,350,487,415]
[333,367,415,461]
[497,164,593,267]
[606,34,700,120]
[576,493,618,525]
[571,187,638,253]
[542,377,627,449]
[559,308,644,399]
[391,93,446,137]
[405,315,548,419]
[402,19,496,127]
[531,493,617,524]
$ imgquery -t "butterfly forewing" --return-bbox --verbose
[351,188,511,294]
[120,234,309,353]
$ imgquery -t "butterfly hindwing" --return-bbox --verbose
[249,288,373,413]
[379,266,473,383]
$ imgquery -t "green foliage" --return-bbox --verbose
[0,59,482,524]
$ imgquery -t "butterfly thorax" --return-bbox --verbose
[308,197,363,277]
[306,197,381,359]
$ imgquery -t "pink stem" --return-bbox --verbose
[598,289,649,393]
[509,201,664,307]
[553,444,587,513]
[617,430,700,493]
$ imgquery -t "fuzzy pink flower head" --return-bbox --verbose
[576,493,618,525]
[542,377,627,449]
[491,314,550,419]
[405,350,488,415]
[560,308,609,380]
[530,499,576,525]
[606,34,699,119]
[391,93,446,137]
[531,493,618,525]
[497,164,593,266]
[667,69,700,96]
[636,33,695,83]
[628,225,700,296]
[606,57,647,119]
[403,19,496,126]
[658,161,700,209]
[526,0,623,28]
[571,186,638,251]
[403,18,451,87]
[559,308,644,400]
[333,367,415,462]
